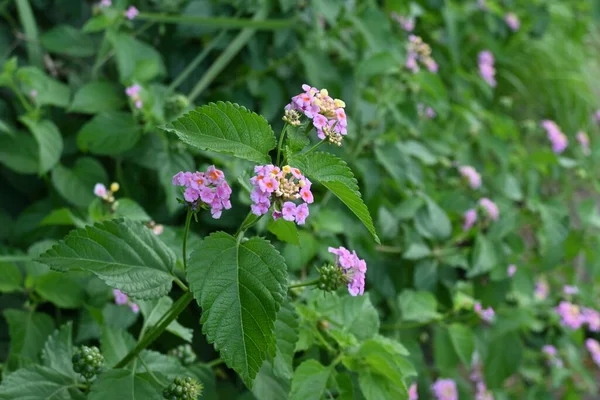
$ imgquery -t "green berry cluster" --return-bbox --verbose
[163,376,203,400]
[317,264,347,292]
[72,345,104,380]
[168,344,197,365]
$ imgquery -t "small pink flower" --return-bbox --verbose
[295,203,309,225]
[478,51,496,87]
[408,383,418,400]
[583,308,600,332]
[391,13,415,31]
[251,202,269,216]
[555,301,584,330]
[113,289,128,305]
[313,114,328,129]
[479,198,499,221]
[463,208,478,231]
[300,186,314,204]
[587,339,600,366]
[152,224,164,235]
[100,0,111,6]
[507,264,517,277]
[94,183,107,198]
[125,5,139,20]
[563,285,579,295]
[328,246,367,296]
[431,378,457,400]
[577,131,591,155]
[535,279,549,300]
[542,345,557,357]
[129,303,140,313]
[459,165,482,189]
[184,187,200,203]
[474,302,495,322]
[281,202,297,222]
[30,89,38,98]
[505,12,520,31]
[199,186,215,203]
[135,100,142,109]
[125,84,141,97]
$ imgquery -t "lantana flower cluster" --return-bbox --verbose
[125,5,139,20]
[554,300,600,332]
[541,120,568,154]
[474,302,495,323]
[391,12,415,31]
[328,246,367,296]
[417,103,436,119]
[470,354,495,400]
[113,289,139,313]
[126,84,143,109]
[431,378,457,400]
[406,35,438,73]
[505,12,520,31]
[478,51,496,87]
[463,197,499,231]
[534,278,549,300]
[542,345,563,368]
[586,339,600,367]
[284,85,348,146]
[250,164,312,225]
[458,165,482,189]
[172,166,232,219]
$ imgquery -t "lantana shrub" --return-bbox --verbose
[1,1,600,399]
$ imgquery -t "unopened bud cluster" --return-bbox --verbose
[406,35,438,73]
[317,264,347,292]
[163,376,203,400]
[72,345,104,380]
[168,344,197,365]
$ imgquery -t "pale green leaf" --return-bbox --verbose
[448,323,475,366]
[0,365,84,400]
[289,360,331,400]
[138,297,193,343]
[0,263,22,292]
[15,67,69,107]
[110,33,166,83]
[314,293,380,341]
[271,300,299,380]
[267,218,300,246]
[39,219,176,299]
[358,370,408,400]
[484,332,523,389]
[187,232,288,387]
[4,309,55,371]
[42,322,77,378]
[77,112,140,155]
[20,117,63,175]
[398,290,440,322]
[51,157,109,208]
[252,363,290,400]
[288,152,379,243]
[414,198,451,240]
[468,234,497,277]
[40,25,95,57]
[69,81,126,114]
[101,325,136,368]
[113,199,151,222]
[88,369,162,400]
[164,101,276,164]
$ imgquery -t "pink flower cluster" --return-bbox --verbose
[555,301,583,330]
[125,5,139,20]
[507,264,517,277]
[505,12,520,31]
[563,285,579,295]
[577,131,591,155]
[408,383,418,400]
[542,345,563,368]
[459,165,482,189]
[250,165,313,225]
[406,35,438,73]
[479,197,499,220]
[586,339,600,366]
[285,85,348,145]
[391,13,415,31]
[474,302,495,322]
[541,120,568,154]
[418,103,436,119]
[125,84,142,109]
[328,246,367,296]
[431,378,457,400]
[463,208,478,231]
[478,51,496,87]
[470,355,495,400]
[172,166,232,219]
[113,289,139,313]
[99,0,111,7]
[583,308,600,332]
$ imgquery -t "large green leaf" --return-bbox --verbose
[187,232,288,387]
[468,234,497,277]
[110,33,166,83]
[0,133,38,174]
[288,152,379,243]
[16,67,70,107]
[20,117,63,175]
[289,360,331,400]
[0,262,21,292]
[358,370,408,400]
[0,365,85,400]
[39,219,176,299]
[414,198,451,240]
[313,293,380,341]
[398,290,441,322]
[4,309,55,371]
[267,218,300,246]
[88,369,163,400]
[448,323,474,366]
[253,363,290,400]
[51,157,109,208]
[163,101,276,164]
[484,332,523,389]
[101,325,136,368]
[138,297,193,343]
[35,272,86,308]
[42,322,77,378]
[77,112,140,155]
[271,300,299,380]
[40,25,95,57]
[69,81,126,114]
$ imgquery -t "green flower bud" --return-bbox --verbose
[165,95,190,120]
[317,264,348,292]
[163,376,203,400]
[72,345,104,380]
[168,344,197,365]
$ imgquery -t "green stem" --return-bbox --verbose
[173,277,188,291]
[136,12,292,30]
[115,291,194,368]
[0,255,32,262]
[15,0,42,68]
[182,209,193,272]
[288,278,321,289]
[375,245,403,254]
[207,358,225,368]
[304,140,326,155]
[234,211,260,238]
[276,123,289,166]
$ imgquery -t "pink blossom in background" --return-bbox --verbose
[418,104,436,119]
[129,303,140,313]
[459,165,482,189]
[405,35,437,74]
[431,378,458,400]
[125,6,139,20]
[30,89,38,98]
[328,246,367,296]
[507,264,517,277]
[555,301,584,330]
[505,12,520,31]
[477,0,487,10]
[478,50,496,87]
[563,285,579,295]
[479,197,499,221]
[542,345,564,368]
[594,109,600,122]
[535,279,549,300]
[391,12,415,31]
[125,84,143,109]
[94,183,107,198]
[152,224,164,235]
[100,0,111,7]
[172,167,232,219]
[583,308,600,332]
[541,119,568,154]
[408,383,418,400]
[542,344,557,357]
[586,338,600,366]
[463,208,478,231]
[474,302,495,322]
[113,289,128,305]
[577,131,591,155]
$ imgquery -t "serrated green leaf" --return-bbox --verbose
[164,101,276,164]
[267,218,300,246]
[289,360,331,400]
[4,309,55,371]
[51,157,108,208]
[77,112,140,155]
[253,362,290,400]
[358,370,408,400]
[137,350,188,379]
[157,148,195,214]
[39,219,176,299]
[138,297,193,343]
[113,199,151,222]
[40,25,95,57]
[187,232,288,387]
[101,325,136,368]
[42,322,76,378]
[288,152,379,243]
[88,369,163,400]
[448,323,474,366]
[313,293,380,341]
[0,365,85,400]
[20,117,63,175]
[272,300,299,380]
[70,81,126,114]
[16,66,70,108]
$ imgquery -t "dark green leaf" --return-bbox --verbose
[20,117,63,175]
[77,112,140,155]
[88,369,163,400]
[70,81,126,114]
[4,309,55,371]
[40,25,95,57]
[267,218,300,246]
[0,365,84,400]
[51,157,108,208]
[41,322,77,378]
[289,360,331,400]
[16,67,70,107]
[448,323,474,366]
